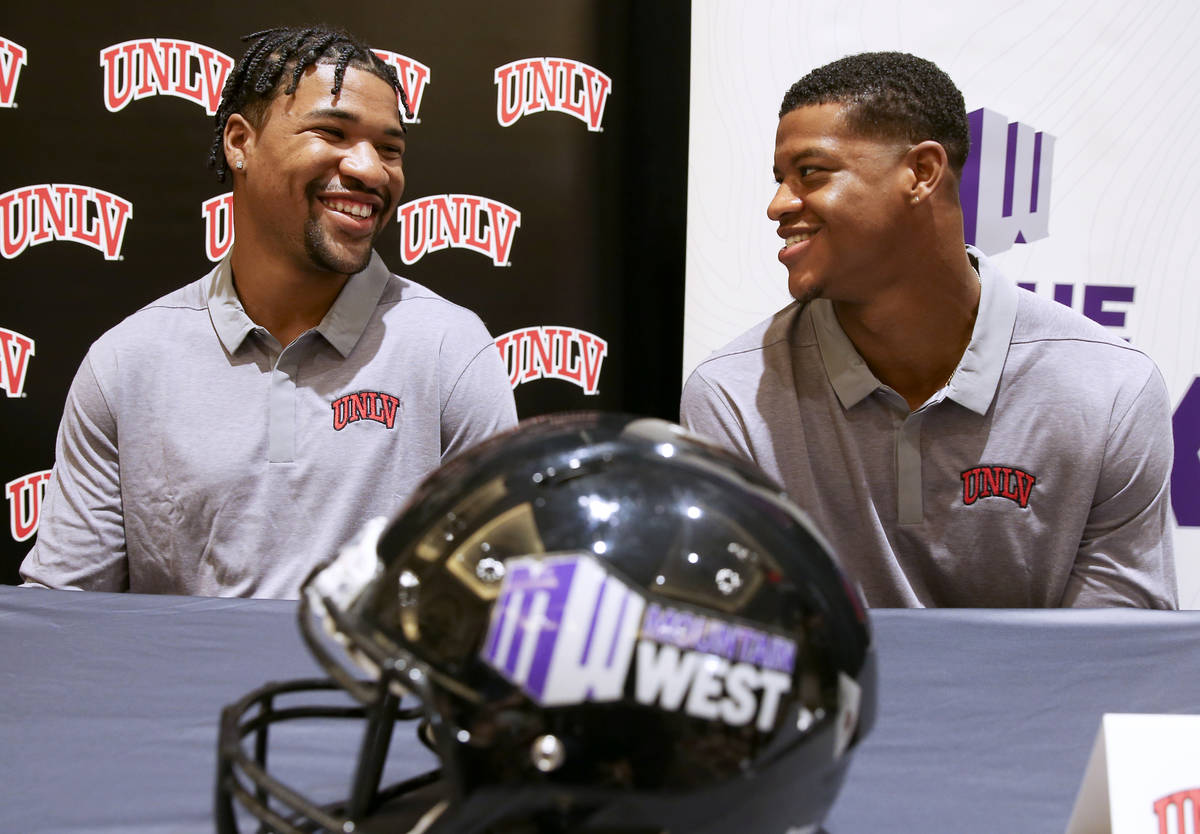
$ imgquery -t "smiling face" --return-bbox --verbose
[227,62,406,278]
[768,103,914,305]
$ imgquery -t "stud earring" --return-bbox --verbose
[236,159,244,170]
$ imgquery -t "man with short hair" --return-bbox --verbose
[681,52,1176,608]
[22,26,517,597]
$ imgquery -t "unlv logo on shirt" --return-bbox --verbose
[495,326,607,395]
[0,184,133,261]
[494,57,612,131]
[370,49,430,123]
[6,469,50,543]
[396,195,520,267]
[961,465,1036,509]
[331,391,401,431]
[0,328,35,398]
[100,38,233,115]
[202,192,234,262]
[0,37,27,108]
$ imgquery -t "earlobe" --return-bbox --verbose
[906,140,949,204]
[224,114,254,174]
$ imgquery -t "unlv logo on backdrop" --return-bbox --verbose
[494,57,612,131]
[0,328,35,398]
[494,326,607,395]
[0,184,133,261]
[396,195,520,266]
[960,108,1055,256]
[100,38,233,116]
[202,193,233,262]
[1154,786,1200,831]
[331,390,401,431]
[370,49,430,122]
[6,469,50,543]
[961,465,1036,509]
[0,37,28,108]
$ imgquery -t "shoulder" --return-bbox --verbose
[688,302,807,384]
[88,276,210,358]
[376,273,494,333]
[1011,289,1159,379]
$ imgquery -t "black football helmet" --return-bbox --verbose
[216,413,875,833]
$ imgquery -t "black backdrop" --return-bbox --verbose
[1,1,690,584]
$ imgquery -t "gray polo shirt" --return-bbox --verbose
[681,249,1176,608]
[22,252,517,598]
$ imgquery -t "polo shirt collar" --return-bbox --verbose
[811,245,1018,415]
[205,251,390,358]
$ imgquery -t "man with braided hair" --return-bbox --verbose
[682,52,1176,608]
[22,26,517,597]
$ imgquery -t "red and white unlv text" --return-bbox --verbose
[202,193,234,262]
[331,391,401,431]
[961,465,1036,508]
[0,37,27,108]
[1153,786,1200,832]
[0,328,35,398]
[495,326,608,395]
[494,57,612,131]
[6,469,50,543]
[100,38,233,115]
[370,49,431,122]
[396,195,520,267]
[0,185,132,260]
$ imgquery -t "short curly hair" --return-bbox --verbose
[779,52,969,174]
[208,25,411,182]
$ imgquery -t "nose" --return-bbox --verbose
[767,181,801,222]
[340,141,389,191]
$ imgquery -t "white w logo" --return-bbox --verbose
[960,107,1055,256]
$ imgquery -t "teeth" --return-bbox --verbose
[785,230,816,246]
[325,199,374,218]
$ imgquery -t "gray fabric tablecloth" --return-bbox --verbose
[2,586,1198,833]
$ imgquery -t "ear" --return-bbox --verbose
[223,113,254,175]
[904,141,950,206]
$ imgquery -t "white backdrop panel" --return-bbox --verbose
[685,0,1200,607]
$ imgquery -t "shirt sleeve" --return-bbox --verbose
[439,324,518,462]
[680,366,755,462]
[20,352,129,592]
[1060,364,1177,609]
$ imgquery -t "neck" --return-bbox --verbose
[834,245,980,411]
[229,244,351,348]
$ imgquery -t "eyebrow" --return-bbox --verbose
[305,106,407,138]
[772,146,838,178]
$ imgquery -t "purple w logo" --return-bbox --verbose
[960,108,1055,255]
[481,554,646,706]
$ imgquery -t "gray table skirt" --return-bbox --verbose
[3,586,1198,833]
